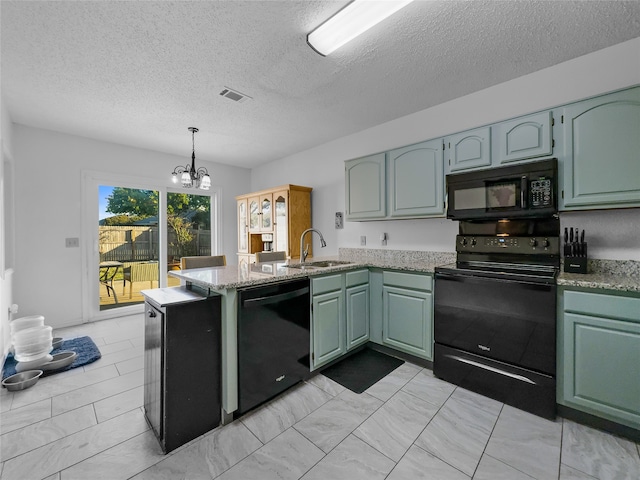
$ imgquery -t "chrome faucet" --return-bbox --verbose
[300,228,327,263]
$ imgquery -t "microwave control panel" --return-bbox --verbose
[530,178,553,207]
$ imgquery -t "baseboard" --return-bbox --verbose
[557,405,640,443]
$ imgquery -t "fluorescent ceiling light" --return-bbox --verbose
[307,0,414,56]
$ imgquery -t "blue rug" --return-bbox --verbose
[2,336,102,380]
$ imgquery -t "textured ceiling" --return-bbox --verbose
[2,1,639,169]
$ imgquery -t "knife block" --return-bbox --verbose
[564,256,587,274]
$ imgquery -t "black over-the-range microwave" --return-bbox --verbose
[446,158,558,220]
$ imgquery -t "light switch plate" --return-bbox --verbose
[360,236,366,246]
[65,237,80,248]
[335,212,343,229]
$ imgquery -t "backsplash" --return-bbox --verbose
[339,248,455,267]
[586,259,640,277]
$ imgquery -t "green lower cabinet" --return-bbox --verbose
[312,289,345,369]
[382,271,433,360]
[559,289,640,429]
[312,270,370,370]
[346,283,370,349]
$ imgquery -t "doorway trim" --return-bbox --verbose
[81,170,221,323]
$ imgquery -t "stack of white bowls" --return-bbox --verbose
[10,315,53,369]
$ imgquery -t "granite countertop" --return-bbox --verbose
[168,249,456,291]
[557,259,640,293]
[168,249,640,294]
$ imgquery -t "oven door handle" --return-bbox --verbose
[435,271,554,288]
[445,354,537,385]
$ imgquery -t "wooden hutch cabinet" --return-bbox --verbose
[236,185,312,265]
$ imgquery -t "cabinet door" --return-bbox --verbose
[143,302,163,441]
[562,312,640,428]
[446,126,491,172]
[388,139,444,217]
[260,194,272,231]
[345,153,386,220]
[346,284,369,350]
[237,199,248,253]
[382,286,432,359]
[494,111,553,164]
[561,87,640,209]
[273,191,289,255]
[312,290,345,369]
[248,196,260,232]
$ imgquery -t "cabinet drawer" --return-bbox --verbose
[346,269,369,287]
[564,290,640,323]
[312,274,343,295]
[383,271,432,291]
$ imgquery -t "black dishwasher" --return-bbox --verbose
[237,278,311,416]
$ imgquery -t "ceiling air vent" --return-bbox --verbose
[219,87,252,103]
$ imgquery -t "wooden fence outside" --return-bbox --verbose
[99,226,211,262]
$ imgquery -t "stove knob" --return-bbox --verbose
[529,238,538,247]
[460,237,468,246]
[470,238,477,246]
[541,238,550,248]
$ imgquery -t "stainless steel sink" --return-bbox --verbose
[306,260,353,267]
[285,260,352,269]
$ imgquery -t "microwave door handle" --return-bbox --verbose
[521,176,528,208]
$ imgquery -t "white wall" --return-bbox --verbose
[1,96,16,361]
[12,126,251,327]
[251,38,640,261]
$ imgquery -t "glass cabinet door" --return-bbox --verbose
[261,195,272,230]
[238,200,248,252]
[249,197,260,231]
[274,193,288,254]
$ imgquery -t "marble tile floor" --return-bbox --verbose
[1,315,639,480]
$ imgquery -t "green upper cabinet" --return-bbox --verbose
[388,139,444,217]
[559,86,640,210]
[446,126,491,173]
[345,153,386,220]
[559,289,640,429]
[493,111,553,165]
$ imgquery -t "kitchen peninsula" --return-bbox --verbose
[167,249,453,421]
[164,249,640,438]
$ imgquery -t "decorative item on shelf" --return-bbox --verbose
[171,127,211,190]
[563,227,588,273]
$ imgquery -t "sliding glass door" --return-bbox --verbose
[98,186,160,310]
[83,171,220,321]
[166,192,211,286]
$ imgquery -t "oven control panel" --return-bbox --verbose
[457,235,559,254]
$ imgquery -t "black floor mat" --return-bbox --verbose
[321,348,404,394]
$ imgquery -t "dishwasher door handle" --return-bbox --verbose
[242,287,310,308]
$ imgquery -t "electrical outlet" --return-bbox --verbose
[360,236,366,246]
[380,232,388,246]
[65,237,79,248]
[335,212,343,229]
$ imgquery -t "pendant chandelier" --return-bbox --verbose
[171,127,211,190]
